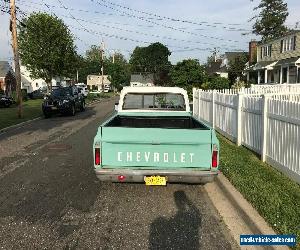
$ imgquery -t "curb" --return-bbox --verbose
[0,97,113,135]
[204,173,289,250]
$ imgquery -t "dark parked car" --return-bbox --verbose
[42,86,85,118]
[0,95,14,108]
[28,87,47,99]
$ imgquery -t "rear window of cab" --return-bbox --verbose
[123,93,186,111]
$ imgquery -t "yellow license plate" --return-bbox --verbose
[144,176,167,186]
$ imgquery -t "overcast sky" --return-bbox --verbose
[0,0,299,64]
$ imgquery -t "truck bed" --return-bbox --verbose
[105,115,209,129]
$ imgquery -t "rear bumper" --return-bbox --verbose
[94,168,218,184]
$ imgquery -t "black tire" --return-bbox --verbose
[70,104,76,116]
[43,111,51,118]
[80,101,85,112]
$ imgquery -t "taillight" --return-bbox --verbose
[95,148,101,165]
[212,145,218,168]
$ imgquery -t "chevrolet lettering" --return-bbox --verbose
[93,87,219,185]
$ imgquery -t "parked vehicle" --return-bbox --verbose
[93,87,219,185]
[0,95,14,108]
[28,87,47,99]
[42,86,85,118]
[75,83,89,97]
[103,84,111,93]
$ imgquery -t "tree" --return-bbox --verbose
[251,0,289,41]
[228,54,249,85]
[201,77,230,90]
[170,59,207,94]
[129,42,171,84]
[106,53,130,90]
[18,12,78,90]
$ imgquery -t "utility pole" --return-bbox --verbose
[10,0,22,118]
[112,50,115,64]
[100,41,105,92]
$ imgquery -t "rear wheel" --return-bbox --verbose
[43,111,51,118]
[69,104,75,116]
[80,101,85,111]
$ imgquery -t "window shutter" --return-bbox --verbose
[260,47,263,59]
[280,40,284,53]
[269,44,272,56]
[293,36,297,50]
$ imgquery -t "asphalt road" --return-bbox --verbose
[0,98,239,250]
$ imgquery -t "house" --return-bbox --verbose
[221,52,249,68]
[20,66,71,93]
[130,74,154,87]
[20,66,47,93]
[206,59,228,78]
[206,52,248,79]
[0,61,16,95]
[87,74,111,91]
[245,30,300,84]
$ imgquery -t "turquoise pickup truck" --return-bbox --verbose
[93,87,219,185]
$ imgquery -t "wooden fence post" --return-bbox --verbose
[192,88,196,116]
[261,94,270,162]
[236,93,243,146]
[198,89,201,120]
[212,90,216,129]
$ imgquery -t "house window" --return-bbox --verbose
[289,66,297,83]
[298,68,300,83]
[281,36,296,52]
[261,45,272,57]
[36,83,39,87]
[282,67,288,83]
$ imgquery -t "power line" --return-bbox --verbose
[94,0,251,32]
[58,14,242,50]
[19,2,240,53]
[18,2,232,49]
[90,0,241,43]
[16,0,251,31]
[16,2,247,56]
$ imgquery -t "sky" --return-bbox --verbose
[0,0,299,65]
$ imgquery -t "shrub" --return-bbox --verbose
[231,81,251,89]
[201,77,230,90]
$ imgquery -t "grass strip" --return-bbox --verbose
[0,99,43,130]
[218,135,300,249]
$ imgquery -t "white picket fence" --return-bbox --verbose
[193,86,300,184]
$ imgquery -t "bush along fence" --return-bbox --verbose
[193,85,300,185]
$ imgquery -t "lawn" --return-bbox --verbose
[0,99,43,130]
[219,135,300,249]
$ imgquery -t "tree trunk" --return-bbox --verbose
[46,79,52,94]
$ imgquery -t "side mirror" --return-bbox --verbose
[115,102,119,111]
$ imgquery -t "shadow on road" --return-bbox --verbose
[149,190,202,250]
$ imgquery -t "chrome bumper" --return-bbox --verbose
[95,168,218,184]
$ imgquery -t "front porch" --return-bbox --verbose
[246,57,300,84]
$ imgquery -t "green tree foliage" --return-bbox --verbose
[18,12,78,90]
[77,47,130,90]
[228,53,249,85]
[251,0,289,41]
[106,53,130,90]
[129,42,171,84]
[201,77,230,90]
[170,59,207,93]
